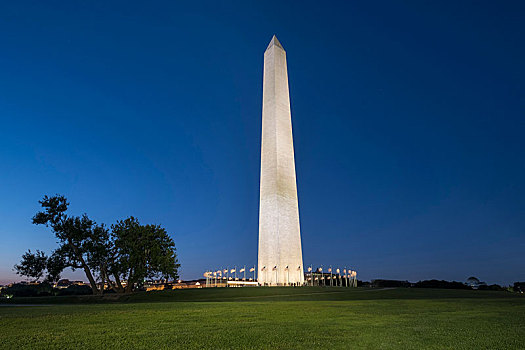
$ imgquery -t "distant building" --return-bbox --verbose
[466,277,486,290]
[55,279,86,289]
[145,279,207,291]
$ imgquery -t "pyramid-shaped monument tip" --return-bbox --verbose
[266,35,284,51]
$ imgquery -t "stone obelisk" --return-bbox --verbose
[258,36,304,286]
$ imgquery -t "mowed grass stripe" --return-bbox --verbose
[1,288,523,349]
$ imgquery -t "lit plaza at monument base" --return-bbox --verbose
[204,36,358,288]
[203,266,358,288]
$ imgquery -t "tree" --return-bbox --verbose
[15,195,180,295]
[14,250,48,282]
[110,217,180,293]
[14,249,65,284]
[31,195,109,295]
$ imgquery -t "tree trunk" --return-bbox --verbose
[113,273,125,293]
[106,274,119,293]
[102,265,118,294]
[69,241,101,295]
[125,268,134,293]
[83,264,101,295]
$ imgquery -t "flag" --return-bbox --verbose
[250,267,255,272]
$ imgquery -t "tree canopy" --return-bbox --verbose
[14,250,48,283]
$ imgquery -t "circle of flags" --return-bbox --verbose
[203,264,358,287]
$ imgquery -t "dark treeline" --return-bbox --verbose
[513,282,525,293]
[369,279,513,291]
[413,280,472,289]
[1,282,92,298]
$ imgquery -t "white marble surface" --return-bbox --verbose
[258,36,304,286]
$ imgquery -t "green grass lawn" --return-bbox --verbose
[1,287,523,349]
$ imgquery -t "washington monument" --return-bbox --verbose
[258,36,304,286]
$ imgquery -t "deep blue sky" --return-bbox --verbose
[1,1,523,285]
